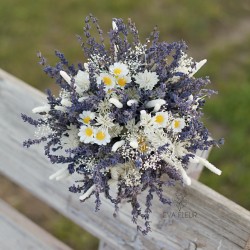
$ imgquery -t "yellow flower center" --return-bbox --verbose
[174,120,181,128]
[113,68,122,75]
[139,143,148,153]
[96,131,106,141]
[117,77,126,87]
[85,127,93,137]
[155,115,164,124]
[102,76,112,86]
[138,136,148,153]
[83,116,91,124]
[138,136,145,145]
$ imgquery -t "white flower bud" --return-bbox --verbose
[127,99,138,106]
[112,140,125,152]
[55,172,70,181]
[145,99,166,109]
[79,185,95,201]
[60,70,71,84]
[32,106,50,114]
[179,167,192,185]
[49,166,68,180]
[190,59,207,77]
[153,103,161,112]
[162,154,191,185]
[54,106,67,112]
[109,98,123,108]
[112,21,118,31]
[195,156,222,175]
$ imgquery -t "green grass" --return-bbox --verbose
[49,217,99,250]
[200,37,250,208]
[1,0,249,90]
[1,0,250,249]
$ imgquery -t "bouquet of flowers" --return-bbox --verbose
[22,15,222,234]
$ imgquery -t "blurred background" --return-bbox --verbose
[0,0,250,249]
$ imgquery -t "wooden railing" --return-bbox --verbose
[0,68,250,250]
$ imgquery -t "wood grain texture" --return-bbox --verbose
[0,68,250,250]
[0,199,71,250]
[98,148,208,250]
[98,240,116,250]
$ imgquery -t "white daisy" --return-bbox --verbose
[74,70,90,94]
[109,62,129,77]
[94,128,111,145]
[116,75,131,88]
[153,112,169,128]
[79,111,95,125]
[171,118,186,133]
[97,73,116,90]
[134,70,159,90]
[78,125,95,143]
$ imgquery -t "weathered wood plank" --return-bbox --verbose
[98,240,116,250]
[0,199,71,250]
[0,68,250,250]
[98,148,209,249]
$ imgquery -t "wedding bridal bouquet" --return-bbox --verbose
[22,15,222,234]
